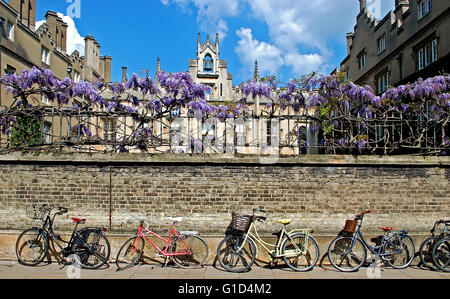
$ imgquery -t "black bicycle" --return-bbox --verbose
[419,220,449,271]
[16,204,111,269]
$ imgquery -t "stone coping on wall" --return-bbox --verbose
[0,152,448,167]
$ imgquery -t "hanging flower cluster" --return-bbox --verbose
[0,66,448,155]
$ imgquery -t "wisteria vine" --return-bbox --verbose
[0,66,448,155]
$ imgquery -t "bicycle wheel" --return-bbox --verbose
[171,235,209,268]
[432,237,450,272]
[116,236,145,271]
[72,230,111,269]
[328,236,367,272]
[419,236,440,271]
[281,233,320,272]
[217,234,257,273]
[15,228,49,266]
[383,235,415,269]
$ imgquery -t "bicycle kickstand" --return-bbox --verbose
[163,256,170,270]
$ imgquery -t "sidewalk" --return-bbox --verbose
[0,260,448,279]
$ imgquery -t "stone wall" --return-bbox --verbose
[0,153,449,262]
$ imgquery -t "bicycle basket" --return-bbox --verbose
[343,220,357,233]
[231,212,252,232]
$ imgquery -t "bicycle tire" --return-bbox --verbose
[327,236,367,272]
[281,233,320,272]
[15,228,49,266]
[419,236,440,271]
[383,234,415,269]
[217,234,257,273]
[115,236,145,271]
[71,230,111,269]
[432,237,450,272]
[170,234,209,268]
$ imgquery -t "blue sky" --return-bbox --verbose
[35,0,394,85]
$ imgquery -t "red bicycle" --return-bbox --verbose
[115,216,209,270]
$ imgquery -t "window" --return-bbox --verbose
[418,0,432,19]
[266,121,277,146]
[6,22,14,41]
[103,119,117,143]
[5,65,16,75]
[170,120,182,145]
[234,123,246,147]
[203,54,214,72]
[358,50,366,69]
[41,47,50,65]
[376,70,390,95]
[431,39,438,62]
[73,71,81,83]
[202,122,216,146]
[417,38,438,70]
[43,123,52,144]
[377,35,386,54]
[41,94,49,105]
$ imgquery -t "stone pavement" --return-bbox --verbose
[0,260,448,280]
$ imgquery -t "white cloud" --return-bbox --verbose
[35,13,85,56]
[233,0,362,78]
[235,28,284,75]
[161,0,240,38]
[57,13,85,56]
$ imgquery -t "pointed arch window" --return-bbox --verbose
[203,54,214,72]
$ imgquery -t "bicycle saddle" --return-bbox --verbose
[72,217,86,224]
[378,226,393,232]
[277,219,292,225]
[168,217,183,223]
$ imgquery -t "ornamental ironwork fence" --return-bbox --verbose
[0,103,447,156]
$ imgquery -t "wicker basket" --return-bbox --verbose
[343,220,357,233]
[231,212,252,232]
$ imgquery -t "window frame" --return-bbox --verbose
[418,0,432,19]
[377,35,386,54]
[6,22,14,41]
[358,50,366,70]
[41,47,50,65]
[376,69,390,95]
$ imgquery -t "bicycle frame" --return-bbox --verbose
[348,217,406,260]
[240,220,311,259]
[132,222,191,257]
[34,210,78,256]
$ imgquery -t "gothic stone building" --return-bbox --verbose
[340,0,450,95]
[0,0,112,147]
[114,34,318,156]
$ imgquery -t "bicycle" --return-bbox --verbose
[216,208,320,273]
[115,216,209,270]
[432,231,450,272]
[418,220,449,271]
[16,204,110,269]
[327,210,415,272]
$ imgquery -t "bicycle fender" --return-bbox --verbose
[287,229,312,237]
[179,231,199,236]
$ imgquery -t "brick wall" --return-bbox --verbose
[0,153,448,238]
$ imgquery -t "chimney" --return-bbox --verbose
[28,0,36,31]
[103,56,112,83]
[9,0,35,30]
[45,11,67,53]
[346,33,354,55]
[99,57,105,78]
[84,35,97,69]
[122,67,128,83]
[61,22,68,53]
[359,0,367,12]
[156,57,161,75]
